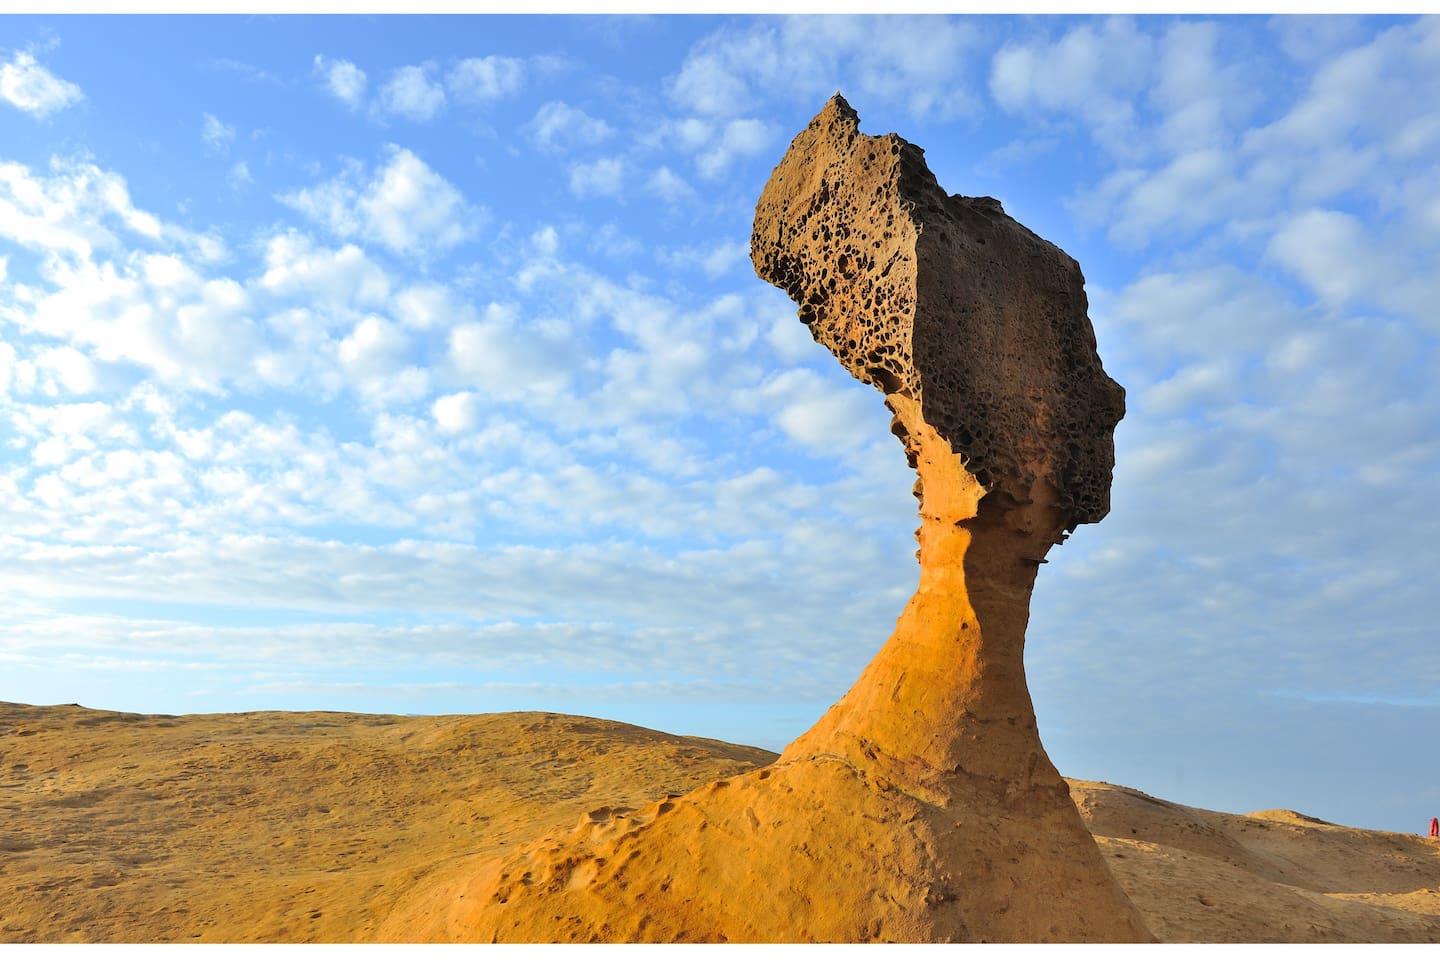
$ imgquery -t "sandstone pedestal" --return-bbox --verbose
[396,95,1149,943]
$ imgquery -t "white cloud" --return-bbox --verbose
[277,145,476,256]
[1270,15,1373,64]
[1068,17,1440,256]
[1076,149,1244,248]
[1243,18,1440,184]
[0,159,258,394]
[432,391,480,434]
[672,117,712,151]
[15,253,259,394]
[250,306,341,391]
[700,242,747,279]
[1103,266,1309,391]
[1250,32,1388,150]
[659,241,749,280]
[574,223,639,262]
[448,302,577,403]
[1149,21,1258,155]
[338,315,409,378]
[227,160,253,190]
[313,55,367,109]
[6,403,402,543]
[447,56,524,103]
[740,368,880,455]
[200,112,235,155]
[274,157,365,236]
[568,156,624,199]
[0,527,912,693]
[530,225,559,258]
[1140,358,1237,416]
[34,346,99,396]
[808,15,978,118]
[669,15,979,120]
[1266,208,1383,309]
[258,230,390,308]
[527,100,612,153]
[668,47,750,118]
[138,249,209,305]
[209,57,281,87]
[360,146,471,252]
[377,64,446,122]
[14,399,122,444]
[646,165,697,206]
[393,283,475,331]
[765,309,821,364]
[0,157,222,263]
[694,117,773,180]
[0,51,83,118]
[989,17,1153,152]
[558,277,759,426]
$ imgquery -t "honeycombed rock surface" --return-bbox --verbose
[750,96,1125,526]
[408,94,1146,943]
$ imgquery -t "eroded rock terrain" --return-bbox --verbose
[421,94,1146,943]
[5,702,1439,943]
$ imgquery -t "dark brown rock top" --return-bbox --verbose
[751,93,1124,529]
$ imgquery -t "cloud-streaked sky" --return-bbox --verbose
[2,13,1437,835]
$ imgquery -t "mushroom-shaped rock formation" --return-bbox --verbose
[389,95,1149,944]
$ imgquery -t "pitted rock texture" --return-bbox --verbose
[751,93,1124,528]
[390,96,1147,943]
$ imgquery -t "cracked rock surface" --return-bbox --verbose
[391,95,1148,943]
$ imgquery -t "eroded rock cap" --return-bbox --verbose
[751,94,1124,527]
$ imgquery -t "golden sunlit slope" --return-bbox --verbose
[0,701,773,943]
[1072,780,1440,942]
[2,701,1437,943]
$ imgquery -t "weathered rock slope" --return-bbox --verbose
[433,93,1142,943]
[0,702,772,943]
[3,702,1438,943]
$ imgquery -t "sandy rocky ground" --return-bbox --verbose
[2,700,1437,943]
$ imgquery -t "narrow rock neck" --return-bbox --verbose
[778,394,1069,802]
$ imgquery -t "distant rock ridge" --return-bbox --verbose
[412,95,1148,943]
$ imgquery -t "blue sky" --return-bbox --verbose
[2,13,1438,835]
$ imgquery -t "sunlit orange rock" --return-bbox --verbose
[411,94,1146,943]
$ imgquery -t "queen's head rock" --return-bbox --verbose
[755,94,1130,798]
[751,93,1124,530]
[386,96,1150,944]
